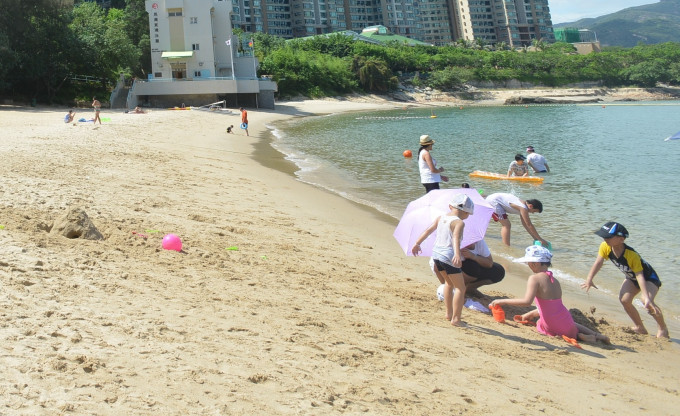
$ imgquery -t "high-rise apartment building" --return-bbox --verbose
[490,0,555,47]
[231,0,554,47]
[415,0,452,44]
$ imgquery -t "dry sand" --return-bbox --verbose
[1,90,679,414]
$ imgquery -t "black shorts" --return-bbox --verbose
[461,260,505,283]
[628,272,661,289]
[423,182,440,193]
[433,259,462,275]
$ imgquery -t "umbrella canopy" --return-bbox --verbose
[665,130,680,141]
[393,188,493,257]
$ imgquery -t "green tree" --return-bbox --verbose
[259,47,356,97]
[0,0,79,102]
[428,67,472,90]
[251,32,286,61]
[0,28,17,90]
[622,59,669,87]
[351,56,398,92]
[70,2,140,82]
[123,0,151,77]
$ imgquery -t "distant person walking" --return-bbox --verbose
[526,146,550,173]
[418,134,448,193]
[240,107,249,136]
[92,97,102,125]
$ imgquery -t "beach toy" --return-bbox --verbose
[226,246,239,251]
[403,150,412,158]
[477,188,484,195]
[162,234,183,251]
[145,229,161,233]
[240,123,248,129]
[513,315,535,326]
[562,335,583,349]
[0,225,4,230]
[534,240,553,251]
[491,304,505,322]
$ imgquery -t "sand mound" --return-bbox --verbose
[50,207,104,240]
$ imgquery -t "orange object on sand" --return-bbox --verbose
[491,305,505,322]
[513,315,536,326]
[562,335,583,349]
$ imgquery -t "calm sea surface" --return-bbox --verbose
[269,102,680,330]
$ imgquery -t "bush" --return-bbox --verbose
[427,67,473,90]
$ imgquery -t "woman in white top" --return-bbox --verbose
[418,134,448,193]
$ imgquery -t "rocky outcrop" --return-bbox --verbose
[504,96,603,105]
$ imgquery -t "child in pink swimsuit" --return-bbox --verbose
[489,245,610,344]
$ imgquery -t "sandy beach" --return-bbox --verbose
[1,90,679,414]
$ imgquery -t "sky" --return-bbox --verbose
[549,0,658,24]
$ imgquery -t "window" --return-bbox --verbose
[190,17,198,24]
[192,43,200,50]
[168,8,183,17]
[194,71,202,77]
[154,72,162,77]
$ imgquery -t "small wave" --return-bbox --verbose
[266,124,283,140]
[293,177,398,219]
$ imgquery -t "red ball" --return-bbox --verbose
[403,149,413,158]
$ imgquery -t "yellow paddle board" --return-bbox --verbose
[469,170,544,183]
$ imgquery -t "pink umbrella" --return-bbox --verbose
[393,188,493,257]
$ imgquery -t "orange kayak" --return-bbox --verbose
[469,170,544,183]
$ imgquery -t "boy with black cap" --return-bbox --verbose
[507,153,528,177]
[582,222,669,338]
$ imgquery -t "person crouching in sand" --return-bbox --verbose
[412,194,474,327]
[490,245,610,344]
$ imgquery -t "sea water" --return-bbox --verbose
[269,102,680,332]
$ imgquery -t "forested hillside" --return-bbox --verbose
[554,0,680,47]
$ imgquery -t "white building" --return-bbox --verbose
[127,0,276,109]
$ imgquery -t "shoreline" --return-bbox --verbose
[256,95,680,336]
[1,98,679,414]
